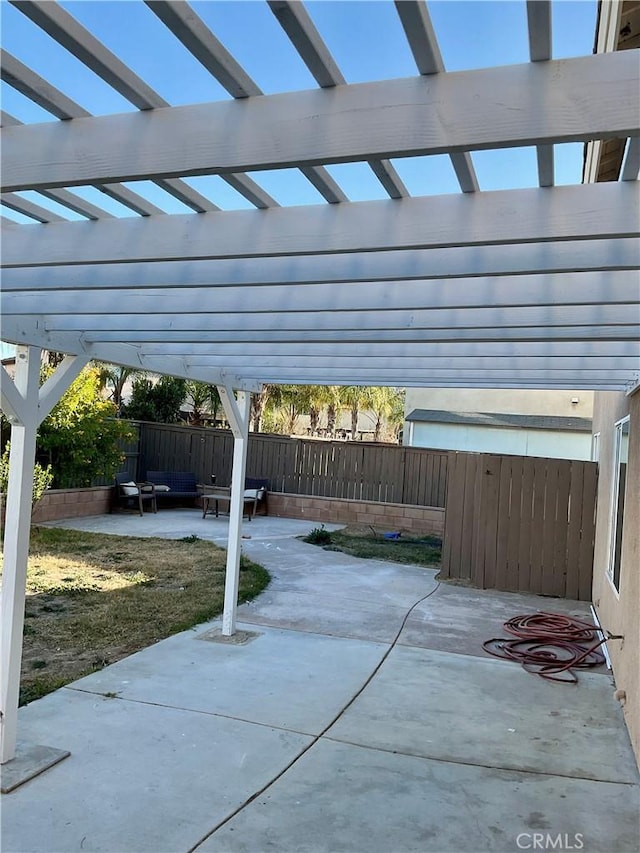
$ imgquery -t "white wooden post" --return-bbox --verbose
[217,386,251,636]
[1,347,40,764]
[0,348,88,766]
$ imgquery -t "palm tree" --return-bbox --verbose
[95,362,145,414]
[342,386,372,440]
[369,387,405,442]
[251,384,276,432]
[184,381,221,426]
[325,385,344,437]
[307,385,329,434]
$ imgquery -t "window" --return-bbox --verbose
[608,417,630,593]
[591,432,600,463]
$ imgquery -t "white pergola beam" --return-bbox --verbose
[622,136,640,182]
[11,0,168,109]
[26,303,637,333]
[1,40,220,214]
[4,184,637,267]
[527,0,552,62]
[146,0,343,206]
[0,52,167,217]
[268,0,406,199]
[0,323,263,390]
[3,270,636,315]
[0,193,67,223]
[76,326,640,345]
[3,52,638,191]
[268,0,346,88]
[145,0,262,98]
[4,237,637,287]
[394,0,478,193]
[527,1,555,187]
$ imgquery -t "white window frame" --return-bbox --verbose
[591,431,600,463]
[607,416,630,594]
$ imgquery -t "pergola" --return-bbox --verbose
[1,0,639,776]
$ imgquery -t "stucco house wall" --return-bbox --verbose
[591,390,640,766]
[404,389,594,460]
[404,389,594,419]
[407,421,592,461]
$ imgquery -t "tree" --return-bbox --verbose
[325,386,343,437]
[265,385,312,434]
[122,376,187,423]
[37,365,134,488]
[342,386,372,440]
[250,384,275,432]
[368,387,405,442]
[95,362,144,414]
[184,381,221,426]
[0,443,53,506]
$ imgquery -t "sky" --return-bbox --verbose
[0,0,598,227]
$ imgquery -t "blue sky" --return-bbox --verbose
[1,0,597,223]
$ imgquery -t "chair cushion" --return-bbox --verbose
[243,488,265,500]
[152,484,170,492]
[121,482,138,495]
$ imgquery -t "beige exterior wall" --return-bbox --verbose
[405,388,594,419]
[592,390,640,767]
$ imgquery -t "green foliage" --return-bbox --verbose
[303,524,333,545]
[94,362,144,413]
[0,443,53,506]
[184,381,221,426]
[122,375,187,423]
[37,366,134,489]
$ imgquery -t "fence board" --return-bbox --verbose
[494,455,512,591]
[579,462,598,601]
[541,460,559,596]
[553,461,572,598]
[565,462,585,601]
[441,452,464,579]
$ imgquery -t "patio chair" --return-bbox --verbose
[113,472,157,516]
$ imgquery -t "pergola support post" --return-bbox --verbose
[0,347,88,788]
[217,386,251,637]
[1,347,40,766]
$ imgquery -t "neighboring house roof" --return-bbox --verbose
[405,409,593,433]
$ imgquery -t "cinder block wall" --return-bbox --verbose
[31,487,112,522]
[267,493,444,537]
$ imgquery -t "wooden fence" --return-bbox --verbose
[441,452,598,600]
[136,423,448,508]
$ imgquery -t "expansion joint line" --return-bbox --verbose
[187,581,441,853]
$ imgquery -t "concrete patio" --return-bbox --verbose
[2,511,638,853]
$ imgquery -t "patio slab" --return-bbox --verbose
[42,509,342,543]
[1,687,311,853]
[398,582,603,660]
[327,644,637,784]
[66,622,388,735]
[237,589,413,642]
[4,513,638,853]
[197,739,640,853]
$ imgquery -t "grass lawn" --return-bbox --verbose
[1,526,270,706]
[303,524,442,569]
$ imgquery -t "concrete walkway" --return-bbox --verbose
[2,511,639,853]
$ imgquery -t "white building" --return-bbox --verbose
[404,389,594,460]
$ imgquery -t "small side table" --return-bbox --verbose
[201,487,231,519]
